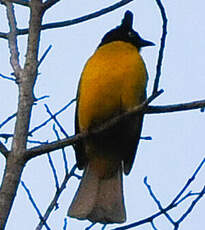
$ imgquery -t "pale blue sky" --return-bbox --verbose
[0,0,204,229]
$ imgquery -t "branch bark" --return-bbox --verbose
[0,0,44,228]
[23,97,205,161]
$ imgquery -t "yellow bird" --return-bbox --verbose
[68,10,154,224]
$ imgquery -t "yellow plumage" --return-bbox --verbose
[78,41,147,131]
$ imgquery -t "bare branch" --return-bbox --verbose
[38,44,52,67]
[24,94,205,161]
[0,32,8,39]
[0,73,15,81]
[21,181,51,230]
[0,112,16,129]
[176,186,205,224]
[53,124,68,174]
[168,157,205,207]
[47,152,59,190]
[147,99,205,114]
[112,158,205,230]
[5,1,22,75]
[1,0,135,38]
[36,165,77,230]
[29,98,76,135]
[0,1,45,228]
[0,141,9,158]
[44,104,69,138]
[144,177,175,225]
[152,0,168,93]
[42,0,60,10]
[1,0,29,7]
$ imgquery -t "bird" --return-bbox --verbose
[68,10,154,224]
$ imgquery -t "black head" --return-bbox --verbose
[99,11,154,50]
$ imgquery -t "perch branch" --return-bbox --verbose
[152,0,168,93]
[0,0,135,39]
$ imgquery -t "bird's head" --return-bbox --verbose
[99,10,155,51]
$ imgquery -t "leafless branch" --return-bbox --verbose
[35,165,77,230]
[0,73,15,81]
[53,124,68,174]
[144,177,175,225]
[152,0,168,93]
[29,98,76,135]
[0,32,8,39]
[38,44,52,67]
[1,0,29,7]
[0,0,135,39]
[24,95,205,161]
[0,112,16,129]
[5,1,22,75]
[147,98,205,114]
[21,181,51,230]
[42,0,60,11]
[0,141,9,158]
[112,158,205,230]
[44,104,69,138]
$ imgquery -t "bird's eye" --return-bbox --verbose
[128,31,133,37]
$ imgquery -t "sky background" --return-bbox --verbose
[0,0,204,229]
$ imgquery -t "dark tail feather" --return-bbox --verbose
[68,163,126,224]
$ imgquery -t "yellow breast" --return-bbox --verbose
[77,41,147,131]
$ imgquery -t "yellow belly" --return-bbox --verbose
[78,41,147,131]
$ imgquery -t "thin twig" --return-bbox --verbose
[175,186,205,224]
[38,45,52,67]
[29,98,76,135]
[63,218,68,230]
[113,158,205,230]
[43,0,60,10]
[36,165,77,230]
[0,141,9,158]
[21,181,51,230]
[150,221,158,230]
[47,152,60,191]
[85,223,96,230]
[0,0,135,38]
[168,158,205,207]
[53,124,68,174]
[152,0,168,93]
[144,177,175,225]
[0,112,16,129]
[44,104,69,138]
[1,0,29,7]
[0,133,13,143]
[5,1,22,75]
[0,73,15,81]
[0,32,8,39]
[147,99,205,114]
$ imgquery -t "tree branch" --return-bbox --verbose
[0,141,9,158]
[35,165,77,230]
[147,99,205,114]
[0,0,45,228]
[24,95,205,161]
[5,1,22,75]
[42,0,60,11]
[152,0,168,93]
[21,181,51,230]
[0,0,135,39]
[113,158,205,230]
[1,0,29,7]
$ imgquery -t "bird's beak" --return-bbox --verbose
[140,39,155,47]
